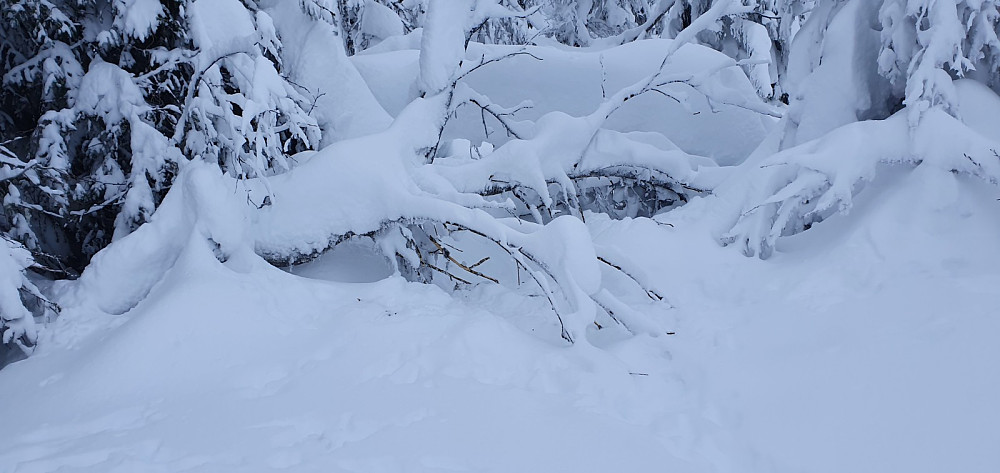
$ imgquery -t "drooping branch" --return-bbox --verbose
[442,220,573,342]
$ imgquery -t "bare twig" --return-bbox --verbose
[466,97,530,139]
[597,256,664,302]
[426,234,500,283]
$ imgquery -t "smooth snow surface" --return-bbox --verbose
[2,167,997,473]
[352,39,774,165]
[287,240,394,283]
[955,78,1000,142]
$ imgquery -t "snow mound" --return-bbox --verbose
[1,233,715,472]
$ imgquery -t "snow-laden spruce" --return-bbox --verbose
[0,0,319,262]
[0,0,323,354]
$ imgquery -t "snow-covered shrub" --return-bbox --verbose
[721,109,1000,259]
[19,0,998,357]
[433,118,713,223]
[429,0,767,222]
[1,0,82,267]
[517,0,669,47]
[236,0,726,343]
[722,0,1000,258]
[240,0,769,344]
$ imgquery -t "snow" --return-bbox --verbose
[955,78,1000,142]
[782,0,887,147]
[54,161,251,316]
[361,0,406,41]
[265,4,393,142]
[417,0,475,95]
[352,39,774,165]
[287,240,394,283]
[3,3,1000,473]
[599,166,1000,473]
[75,61,149,125]
[0,239,37,351]
[188,0,256,51]
[114,0,164,41]
[3,157,998,473]
[3,238,693,471]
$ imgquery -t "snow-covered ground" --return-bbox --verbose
[3,2,1000,471]
[1,163,996,473]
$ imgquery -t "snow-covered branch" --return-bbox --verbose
[722,109,1000,259]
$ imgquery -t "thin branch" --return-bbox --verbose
[597,256,665,302]
[426,234,500,283]
[454,50,542,83]
[444,221,572,343]
[467,97,529,139]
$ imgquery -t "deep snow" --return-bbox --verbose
[2,4,999,471]
[1,163,997,473]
